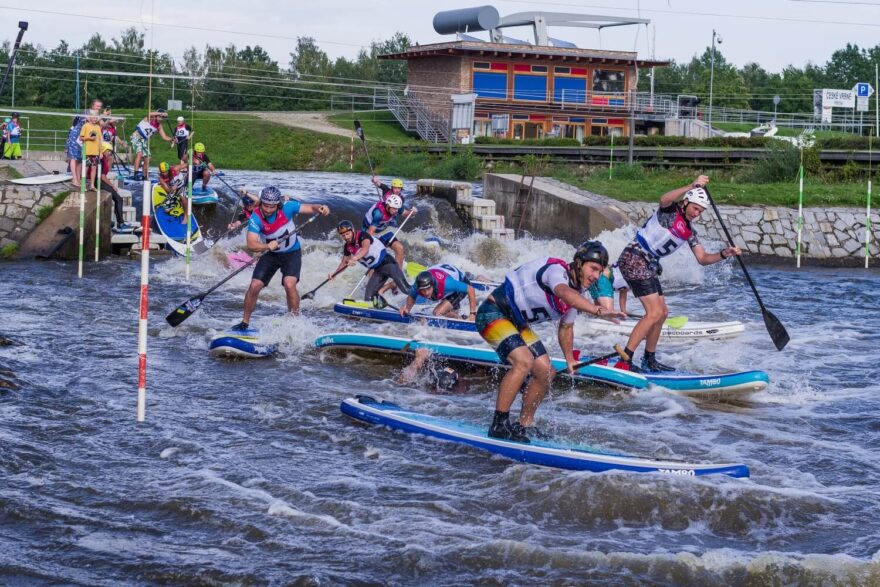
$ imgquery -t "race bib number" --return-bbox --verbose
[520,307,551,323]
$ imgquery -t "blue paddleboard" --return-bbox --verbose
[341,396,749,478]
[209,328,277,359]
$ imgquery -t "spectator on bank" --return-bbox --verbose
[80,110,103,190]
[172,116,194,164]
[3,112,23,160]
[0,118,7,160]
[129,109,173,181]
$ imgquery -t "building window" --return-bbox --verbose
[592,69,625,93]
[554,77,587,104]
[513,74,547,102]
[473,71,508,99]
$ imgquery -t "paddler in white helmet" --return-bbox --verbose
[476,241,626,443]
[362,193,416,271]
[615,175,741,372]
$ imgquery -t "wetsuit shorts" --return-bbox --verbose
[377,231,398,247]
[252,248,302,286]
[364,256,411,301]
[176,140,189,161]
[444,290,467,309]
[616,244,663,298]
[475,285,547,364]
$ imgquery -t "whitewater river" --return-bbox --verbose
[1,171,879,584]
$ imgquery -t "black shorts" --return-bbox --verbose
[627,277,663,298]
[444,291,467,309]
[176,141,188,161]
[252,248,302,285]
[617,244,663,298]
[193,168,208,180]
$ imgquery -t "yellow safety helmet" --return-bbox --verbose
[391,178,404,189]
[194,142,206,153]
[159,161,170,173]
[101,141,113,153]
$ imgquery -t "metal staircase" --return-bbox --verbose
[385,89,450,143]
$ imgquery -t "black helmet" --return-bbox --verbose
[156,108,167,114]
[415,271,437,291]
[336,220,354,234]
[435,367,459,391]
[573,241,609,268]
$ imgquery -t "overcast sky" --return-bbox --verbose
[2,0,879,75]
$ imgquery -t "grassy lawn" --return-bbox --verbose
[14,107,353,171]
[550,167,873,207]
[327,110,422,144]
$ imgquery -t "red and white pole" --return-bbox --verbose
[137,176,152,422]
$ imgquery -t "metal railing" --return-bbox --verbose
[385,88,449,143]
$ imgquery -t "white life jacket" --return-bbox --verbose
[504,257,580,325]
[174,124,190,140]
[428,263,467,283]
[134,118,158,140]
[254,206,299,253]
[344,230,387,269]
[610,265,628,290]
[635,206,694,258]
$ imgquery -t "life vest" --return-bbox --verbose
[174,124,190,141]
[362,201,398,233]
[424,268,451,300]
[610,264,629,290]
[635,206,693,258]
[429,263,467,283]
[192,153,207,173]
[102,124,116,142]
[134,118,158,140]
[254,205,299,253]
[343,230,386,269]
[504,257,578,326]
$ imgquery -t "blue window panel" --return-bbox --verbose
[513,74,547,101]
[609,98,625,106]
[553,77,586,103]
[473,72,507,99]
[569,117,585,122]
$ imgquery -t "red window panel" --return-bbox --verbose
[490,62,508,71]
[591,96,610,105]
[607,119,625,125]
[529,114,547,121]
[571,67,588,76]
[513,64,531,72]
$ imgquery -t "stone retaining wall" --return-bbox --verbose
[499,176,878,265]
[0,184,59,250]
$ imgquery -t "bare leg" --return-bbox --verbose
[142,156,150,179]
[624,292,666,356]
[397,348,432,384]
[432,300,458,318]
[495,346,535,413]
[242,279,264,323]
[643,295,668,353]
[202,169,211,190]
[282,276,300,314]
[518,355,553,427]
[391,240,405,269]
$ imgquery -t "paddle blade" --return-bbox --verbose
[354,120,365,141]
[664,316,689,329]
[165,294,205,327]
[301,292,315,301]
[762,308,790,351]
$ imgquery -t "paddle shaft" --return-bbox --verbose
[558,344,628,375]
[353,120,375,175]
[703,187,789,350]
[347,210,415,297]
[302,265,348,300]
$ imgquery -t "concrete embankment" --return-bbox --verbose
[482,174,879,266]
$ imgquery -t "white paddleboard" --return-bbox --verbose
[9,173,73,185]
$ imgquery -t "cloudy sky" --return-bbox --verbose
[2,0,879,73]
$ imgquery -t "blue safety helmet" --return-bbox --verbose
[259,186,283,204]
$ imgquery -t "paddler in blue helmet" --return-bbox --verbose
[476,241,626,443]
[615,175,741,372]
[400,265,478,321]
[231,185,331,330]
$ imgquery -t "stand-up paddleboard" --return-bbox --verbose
[341,396,749,478]
[9,173,73,185]
[317,332,645,390]
[151,184,206,256]
[584,317,745,342]
[315,332,769,396]
[190,185,219,205]
[334,300,478,332]
[227,250,254,270]
[209,327,277,359]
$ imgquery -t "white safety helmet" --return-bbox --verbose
[682,187,710,210]
[385,195,403,209]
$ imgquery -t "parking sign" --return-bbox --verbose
[856,83,874,97]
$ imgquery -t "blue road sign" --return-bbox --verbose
[856,83,872,97]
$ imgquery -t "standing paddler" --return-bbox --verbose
[232,186,331,330]
[476,242,626,443]
[615,175,741,372]
[362,194,416,271]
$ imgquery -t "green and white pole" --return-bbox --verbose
[78,150,86,278]
[867,135,873,269]
[94,156,101,262]
[609,132,614,180]
[796,147,804,268]
[186,148,193,280]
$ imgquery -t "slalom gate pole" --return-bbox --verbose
[350,133,354,170]
[94,159,101,262]
[867,135,873,269]
[78,150,86,278]
[137,175,152,422]
[186,148,193,280]
[796,147,804,268]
